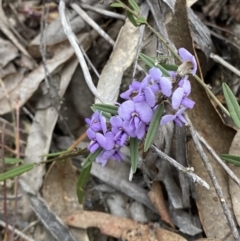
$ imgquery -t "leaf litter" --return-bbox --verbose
[0,0,240,241]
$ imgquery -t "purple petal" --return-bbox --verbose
[181,97,195,109]
[174,118,183,127]
[180,78,191,96]
[96,133,107,149]
[133,94,145,103]
[135,102,153,123]
[172,88,184,110]
[178,48,197,75]
[88,142,99,153]
[120,133,128,146]
[149,67,162,81]
[110,116,123,127]
[100,115,107,134]
[136,121,146,139]
[96,150,113,166]
[87,128,96,140]
[118,100,135,121]
[123,121,136,137]
[176,107,187,116]
[159,77,172,97]
[160,114,176,125]
[144,87,155,107]
[179,48,193,62]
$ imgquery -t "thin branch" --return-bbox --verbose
[210,53,240,77]
[185,114,240,241]
[150,144,210,189]
[71,3,115,46]
[0,220,36,241]
[197,131,240,187]
[58,0,106,103]
[80,3,126,20]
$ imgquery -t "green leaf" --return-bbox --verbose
[144,103,164,152]
[4,158,23,165]
[139,53,170,77]
[128,0,140,12]
[90,107,111,120]
[40,150,71,158]
[0,164,34,182]
[130,137,139,173]
[221,154,240,167]
[222,83,240,128]
[82,148,102,169]
[76,163,92,204]
[126,11,139,27]
[92,104,119,115]
[136,17,147,25]
[161,64,178,71]
[110,2,124,8]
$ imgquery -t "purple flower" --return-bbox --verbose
[160,108,187,127]
[120,80,141,100]
[87,128,115,153]
[149,67,172,97]
[172,77,195,109]
[178,48,197,75]
[85,111,106,133]
[110,116,129,146]
[118,100,153,139]
[96,147,124,166]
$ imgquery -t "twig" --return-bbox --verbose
[210,53,240,78]
[197,131,240,187]
[71,3,115,46]
[185,114,240,241]
[150,145,210,189]
[0,220,36,241]
[58,0,106,103]
[80,3,126,20]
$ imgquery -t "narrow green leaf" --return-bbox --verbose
[222,83,240,128]
[110,2,124,8]
[83,148,102,169]
[130,137,139,173]
[40,150,71,157]
[136,17,147,24]
[92,104,119,115]
[139,53,170,77]
[126,11,139,27]
[4,158,23,164]
[161,64,178,71]
[144,103,164,152]
[221,154,240,167]
[128,0,140,12]
[90,107,111,120]
[0,164,34,182]
[76,163,92,204]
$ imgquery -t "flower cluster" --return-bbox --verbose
[86,48,197,166]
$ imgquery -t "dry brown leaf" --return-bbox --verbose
[0,32,94,115]
[148,181,175,228]
[167,0,235,240]
[0,38,18,67]
[21,57,78,193]
[43,159,89,241]
[66,210,186,241]
[228,130,240,226]
[96,18,140,104]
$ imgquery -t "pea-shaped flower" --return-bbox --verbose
[118,100,153,139]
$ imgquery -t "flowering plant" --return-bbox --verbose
[84,48,196,168]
